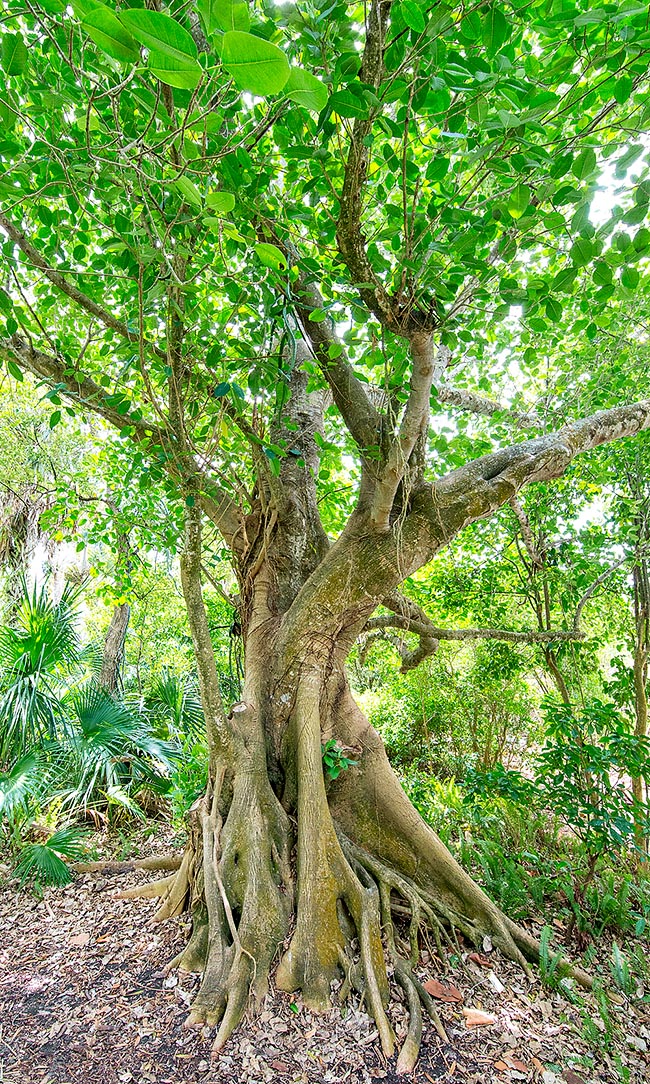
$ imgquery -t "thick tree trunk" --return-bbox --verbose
[122,543,591,1069]
[118,364,597,1069]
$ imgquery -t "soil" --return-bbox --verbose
[1,830,649,1084]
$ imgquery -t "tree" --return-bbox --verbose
[2,0,650,1069]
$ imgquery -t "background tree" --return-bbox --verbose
[2,0,650,1069]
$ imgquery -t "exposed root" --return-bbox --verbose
[116,873,178,900]
[342,834,448,1071]
[73,855,182,874]
[172,762,293,1054]
[277,672,394,1055]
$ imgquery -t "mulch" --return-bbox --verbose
[1,836,649,1084]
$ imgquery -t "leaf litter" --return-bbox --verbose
[1,829,649,1084]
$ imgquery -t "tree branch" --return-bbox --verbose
[336,0,411,334]
[0,211,164,358]
[424,399,650,545]
[291,275,380,452]
[508,496,544,570]
[432,344,540,426]
[371,330,436,530]
[363,588,583,672]
[1,334,244,547]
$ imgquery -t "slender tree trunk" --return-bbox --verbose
[99,602,130,694]
[632,559,649,861]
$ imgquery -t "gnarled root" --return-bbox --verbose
[174,764,293,1054]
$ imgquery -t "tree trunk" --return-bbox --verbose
[120,497,591,1071]
[99,602,130,694]
[632,560,649,861]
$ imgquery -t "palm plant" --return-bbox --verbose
[14,826,89,887]
[143,669,204,741]
[0,580,82,761]
[0,580,183,884]
[53,685,177,816]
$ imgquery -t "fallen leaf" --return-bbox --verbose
[69,932,90,947]
[270,1061,289,1072]
[510,1059,528,1073]
[468,952,494,969]
[494,1061,510,1072]
[423,977,464,1003]
[487,971,506,995]
[462,1008,497,1028]
[562,1072,586,1084]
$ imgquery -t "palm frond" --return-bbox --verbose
[0,752,42,821]
[145,670,204,739]
[14,825,88,886]
[0,579,82,758]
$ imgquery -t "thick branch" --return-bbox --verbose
[425,399,650,545]
[370,330,435,529]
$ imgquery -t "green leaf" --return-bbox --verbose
[199,0,250,34]
[173,176,203,209]
[221,31,290,96]
[570,238,593,266]
[592,260,612,286]
[119,10,197,59]
[2,33,28,76]
[572,148,597,181]
[621,266,639,290]
[82,6,140,63]
[0,288,12,315]
[284,68,328,113]
[544,296,563,323]
[49,409,62,428]
[613,76,633,105]
[119,10,203,88]
[329,87,369,118]
[254,242,288,271]
[206,191,236,215]
[507,184,530,219]
[7,359,23,382]
[482,7,509,55]
[400,1,426,34]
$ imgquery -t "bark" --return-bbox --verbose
[99,603,130,694]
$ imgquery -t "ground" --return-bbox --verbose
[0,830,648,1084]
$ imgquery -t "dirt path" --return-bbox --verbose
[1,845,648,1084]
